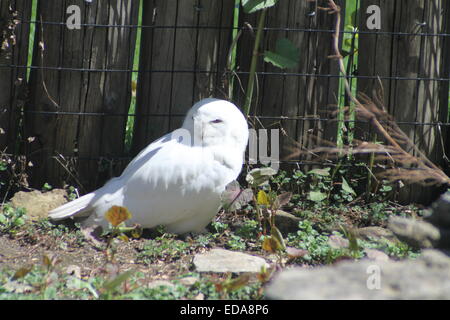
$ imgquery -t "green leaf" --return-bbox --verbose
[264,38,299,69]
[341,177,356,196]
[308,191,328,202]
[307,167,331,176]
[246,167,278,187]
[241,0,278,14]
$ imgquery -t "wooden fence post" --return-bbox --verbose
[236,0,342,166]
[26,0,138,191]
[358,0,448,203]
[131,0,234,155]
[0,0,31,152]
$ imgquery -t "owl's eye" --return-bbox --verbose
[211,119,223,124]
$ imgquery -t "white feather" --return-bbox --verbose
[48,98,249,234]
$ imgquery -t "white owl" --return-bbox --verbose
[48,98,249,234]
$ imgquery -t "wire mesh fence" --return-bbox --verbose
[0,0,449,203]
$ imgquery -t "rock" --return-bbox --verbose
[363,249,389,262]
[265,249,450,300]
[178,276,199,286]
[388,216,440,249]
[274,210,301,235]
[355,226,398,243]
[10,189,68,221]
[328,234,349,249]
[147,280,175,289]
[426,191,450,228]
[193,248,269,273]
[387,192,450,250]
[194,293,205,300]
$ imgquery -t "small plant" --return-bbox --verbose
[287,221,345,264]
[42,182,52,191]
[0,204,27,235]
[227,234,247,251]
[211,221,229,234]
[104,205,141,261]
[214,273,251,299]
[137,234,190,264]
[67,186,78,201]
[235,219,260,239]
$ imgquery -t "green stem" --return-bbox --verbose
[228,0,241,100]
[243,8,267,116]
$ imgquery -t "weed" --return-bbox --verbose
[0,205,27,235]
[137,235,190,264]
[227,234,247,251]
[235,219,259,239]
[286,221,345,264]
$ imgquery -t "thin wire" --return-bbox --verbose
[3,8,448,173]
[20,109,450,127]
[2,64,449,82]
[20,20,450,38]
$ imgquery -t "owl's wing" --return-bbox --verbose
[48,132,176,220]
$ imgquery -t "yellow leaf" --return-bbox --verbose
[262,236,282,253]
[12,266,33,280]
[257,190,270,206]
[270,226,286,250]
[104,206,132,227]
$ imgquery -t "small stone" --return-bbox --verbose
[147,280,175,289]
[193,248,269,273]
[363,248,389,262]
[274,210,301,235]
[265,249,450,300]
[388,216,440,248]
[328,234,349,249]
[427,191,450,228]
[179,276,199,286]
[194,293,205,300]
[355,226,398,242]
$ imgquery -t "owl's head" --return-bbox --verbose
[181,98,249,153]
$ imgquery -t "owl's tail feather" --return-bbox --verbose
[48,192,96,220]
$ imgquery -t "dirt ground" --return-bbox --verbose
[0,205,269,285]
